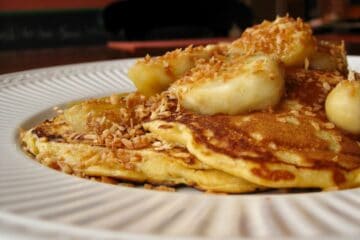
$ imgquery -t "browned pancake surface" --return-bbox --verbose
[156,69,360,184]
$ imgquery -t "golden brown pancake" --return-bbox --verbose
[21,114,262,193]
[144,69,360,190]
[20,16,359,193]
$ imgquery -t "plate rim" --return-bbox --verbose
[1,56,360,240]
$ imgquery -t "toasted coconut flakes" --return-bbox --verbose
[117,124,126,131]
[153,141,174,151]
[69,132,79,140]
[135,105,150,119]
[285,116,300,125]
[83,134,97,140]
[322,82,331,91]
[152,141,162,147]
[97,116,106,125]
[128,128,136,136]
[290,110,299,116]
[242,116,252,122]
[175,94,181,112]
[304,111,316,117]
[268,142,278,150]
[304,57,309,71]
[61,91,172,150]
[348,70,355,81]
[58,161,73,174]
[334,135,342,142]
[162,60,169,68]
[310,121,320,131]
[135,128,145,135]
[324,122,335,129]
[240,151,259,158]
[124,162,135,170]
[121,138,134,149]
[250,132,264,141]
[159,111,171,117]
[276,117,287,123]
[313,104,322,111]
[131,135,152,149]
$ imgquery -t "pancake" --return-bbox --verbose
[20,16,359,193]
[144,69,360,190]
[21,114,261,193]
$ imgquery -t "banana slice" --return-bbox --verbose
[128,45,227,96]
[309,40,348,75]
[128,17,316,98]
[231,16,316,67]
[325,79,360,134]
[64,100,120,132]
[170,54,284,115]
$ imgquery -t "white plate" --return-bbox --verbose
[0,57,359,240]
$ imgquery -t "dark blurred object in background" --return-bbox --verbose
[1,0,359,50]
[0,0,253,50]
[306,0,360,34]
[0,10,107,50]
[0,0,114,50]
[103,0,253,41]
[1,0,359,74]
[277,0,360,55]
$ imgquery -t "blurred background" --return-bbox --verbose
[0,0,359,74]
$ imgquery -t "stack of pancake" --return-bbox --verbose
[21,16,360,193]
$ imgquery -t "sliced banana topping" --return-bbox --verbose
[325,77,360,135]
[309,40,347,74]
[170,54,284,115]
[231,16,316,67]
[128,45,226,96]
[128,16,316,98]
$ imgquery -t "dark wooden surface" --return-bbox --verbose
[0,45,178,75]
[0,46,130,75]
[0,38,359,75]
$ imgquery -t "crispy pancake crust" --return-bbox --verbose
[144,69,360,190]
[145,118,360,190]
[21,115,262,193]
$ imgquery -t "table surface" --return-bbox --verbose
[0,39,359,75]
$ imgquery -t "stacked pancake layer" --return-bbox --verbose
[21,16,360,193]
